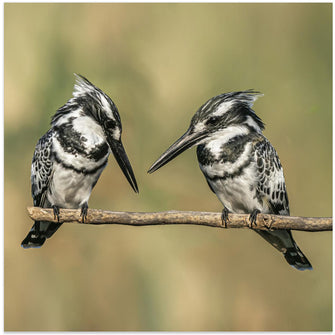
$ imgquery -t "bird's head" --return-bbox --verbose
[65,74,138,192]
[72,74,122,139]
[148,90,264,173]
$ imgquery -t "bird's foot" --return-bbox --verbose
[221,207,230,228]
[80,202,88,223]
[249,209,260,228]
[52,205,60,222]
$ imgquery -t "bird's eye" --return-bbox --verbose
[104,119,116,129]
[206,116,220,125]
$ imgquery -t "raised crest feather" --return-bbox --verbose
[73,73,96,98]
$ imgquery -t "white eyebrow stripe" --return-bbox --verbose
[212,100,235,117]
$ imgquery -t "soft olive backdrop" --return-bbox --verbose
[4,3,332,331]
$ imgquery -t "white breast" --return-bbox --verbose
[47,163,106,208]
[199,139,268,214]
[207,166,260,213]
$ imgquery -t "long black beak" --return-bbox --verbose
[109,139,139,193]
[148,127,207,174]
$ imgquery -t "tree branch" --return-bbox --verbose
[26,207,332,232]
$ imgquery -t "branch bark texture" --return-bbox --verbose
[27,207,332,232]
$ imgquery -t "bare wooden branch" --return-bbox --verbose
[27,207,332,232]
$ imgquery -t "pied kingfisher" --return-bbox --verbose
[21,74,138,248]
[148,90,312,270]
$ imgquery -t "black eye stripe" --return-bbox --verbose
[206,116,221,125]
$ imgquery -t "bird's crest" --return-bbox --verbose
[51,74,120,126]
[227,90,264,108]
[73,73,96,98]
[200,90,263,114]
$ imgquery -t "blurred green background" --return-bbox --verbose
[4,3,332,331]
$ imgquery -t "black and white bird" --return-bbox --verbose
[22,74,138,248]
[148,90,312,270]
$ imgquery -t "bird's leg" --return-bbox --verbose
[80,202,88,223]
[52,205,60,222]
[249,209,260,228]
[221,207,230,228]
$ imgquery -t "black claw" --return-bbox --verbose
[249,209,260,228]
[80,202,88,223]
[52,205,60,222]
[221,207,230,228]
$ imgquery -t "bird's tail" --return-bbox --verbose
[21,221,62,249]
[283,243,313,271]
[255,229,312,271]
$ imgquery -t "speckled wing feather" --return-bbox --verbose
[253,137,312,270]
[30,129,54,207]
[22,129,57,248]
[254,137,289,216]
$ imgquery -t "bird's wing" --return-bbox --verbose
[31,129,54,207]
[254,137,290,216]
[252,138,313,270]
[205,177,216,194]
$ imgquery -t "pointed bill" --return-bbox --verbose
[109,139,139,193]
[148,127,207,174]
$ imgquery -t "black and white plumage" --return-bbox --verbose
[22,74,138,249]
[148,90,312,270]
